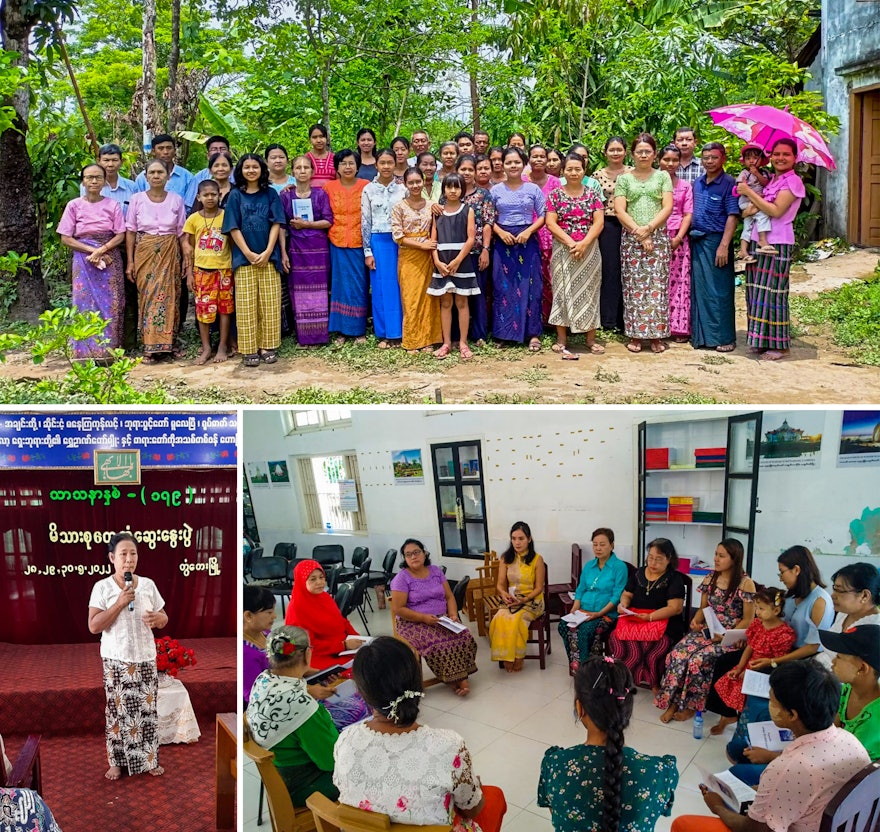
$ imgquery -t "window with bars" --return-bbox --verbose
[282,408,352,435]
[296,452,367,533]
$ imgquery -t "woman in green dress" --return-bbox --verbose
[538,656,679,832]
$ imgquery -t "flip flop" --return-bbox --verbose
[528,339,542,352]
[140,354,159,366]
[551,343,565,353]
[650,341,668,354]
[588,343,605,354]
[561,348,579,361]
[459,344,473,360]
[434,344,451,360]
[716,343,736,353]
[626,341,642,353]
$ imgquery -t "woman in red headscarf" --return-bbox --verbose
[286,559,370,726]
[287,559,364,670]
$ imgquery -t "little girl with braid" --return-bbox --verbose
[538,656,679,832]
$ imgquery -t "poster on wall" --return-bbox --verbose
[268,459,290,485]
[759,412,823,469]
[392,449,424,484]
[838,411,880,467]
[339,479,358,511]
[247,461,270,486]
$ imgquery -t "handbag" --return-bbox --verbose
[614,608,668,641]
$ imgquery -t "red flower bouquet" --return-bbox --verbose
[154,635,197,677]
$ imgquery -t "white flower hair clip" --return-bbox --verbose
[386,689,424,722]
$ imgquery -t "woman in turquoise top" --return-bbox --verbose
[538,656,678,832]
[559,527,629,675]
[613,133,673,355]
[246,625,340,807]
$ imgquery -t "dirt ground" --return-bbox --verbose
[2,249,878,404]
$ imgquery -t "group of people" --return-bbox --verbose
[242,522,879,832]
[56,123,806,367]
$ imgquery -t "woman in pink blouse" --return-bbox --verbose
[57,163,127,360]
[737,138,806,361]
[659,145,693,342]
[125,159,187,364]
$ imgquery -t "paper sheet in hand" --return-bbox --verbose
[704,607,726,639]
[720,628,747,648]
[438,615,467,633]
[747,721,794,752]
[741,669,771,698]
[561,610,588,628]
[619,607,638,616]
[698,766,757,813]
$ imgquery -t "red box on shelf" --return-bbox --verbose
[646,448,670,469]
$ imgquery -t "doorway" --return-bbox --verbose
[849,86,880,246]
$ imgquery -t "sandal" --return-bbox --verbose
[716,343,736,353]
[561,347,579,361]
[588,343,605,354]
[434,344,451,360]
[459,344,473,360]
[172,344,187,360]
[528,338,542,352]
[377,340,389,349]
[140,354,158,366]
[551,342,565,353]
[626,341,642,353]
[260,350,278,364]
[242,353,260,367]
[755,245,779,255]
[650,340,667,354]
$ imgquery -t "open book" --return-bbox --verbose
[308,660,354,686]
[698,766,757,813]
[438,615,468,633]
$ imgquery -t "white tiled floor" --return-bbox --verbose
[243,599,733,831]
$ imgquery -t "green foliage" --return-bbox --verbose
[0,50,26,133]
[267,386,419,404]
[0,308,173,403]
[0,251,40,320]
[790,275,880,366]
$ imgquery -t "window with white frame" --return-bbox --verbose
[282,408,352,435]
[296,452,367,532]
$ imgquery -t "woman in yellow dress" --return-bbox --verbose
[489,521,545,672]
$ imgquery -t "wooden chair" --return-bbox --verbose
[389,607,441,688]
[306,791,451,832]
[0,733,42,793]
[243,714,317,832]
[467,551,500,636]
[819,761,880,832]
[546,543,583,625]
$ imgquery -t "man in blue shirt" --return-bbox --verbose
[134,133,193,199]
[689,142,740,352]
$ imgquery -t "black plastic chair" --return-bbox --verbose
[272,542,297,563]
[334,581,354,615]
[312,544,345,566]
[337,546,369,584]
[325,564,341,597]
[250,555,294,614]
[367,549,397,596]
[346,574,371,634]
[243,546,263,583]
[452,576,471,615]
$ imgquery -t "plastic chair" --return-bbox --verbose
[243,715,317,832]
[366,549,398,607]
[451,576,471,616]
[306,791,451,832]
[312,544,345,566]
[819,760,880,832]
[334,582,353,615]
[346,573,371,634]
[251,556,294,614]
[273,542,297,563]
[546,543,583,625]
[337,546,369,583]
[243,546,263,583]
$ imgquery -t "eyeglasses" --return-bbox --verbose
[403,549,424,558]
[831,585,862,594]
[82,175,104,181]
[777,567,792,578]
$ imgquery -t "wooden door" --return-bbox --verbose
[858,89,880,246]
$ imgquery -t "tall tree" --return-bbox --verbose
[0,0,76,322]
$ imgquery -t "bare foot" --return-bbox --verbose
[148,766,164,776]
[513,658,524,672]
[334,336,346,346]
[760,349,788,361]
[659,705,677,723]
[503,661,515,673]
[354,336,367,344]
[213,346,229,363]
[105,766,122,780]
[673,708,695,722]
[710,716,737,736]
[455,679,470,696]
[195,347,212,365]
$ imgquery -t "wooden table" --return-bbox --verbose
[215,712,237,830]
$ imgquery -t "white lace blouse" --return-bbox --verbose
[88,575,165,662]
[333,722,483,826]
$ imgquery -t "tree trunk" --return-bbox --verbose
[0,0,48,322]
[142,0,161,153]
[167,0,181,131]
[469,0,480,130]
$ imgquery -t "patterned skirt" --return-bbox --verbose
[547,239,602,332]
[134,233,181,354]
[395,618,478,683]
[608,631,673,688]
[621,228,671,339]
[745,243,793,350]
[102,658,160,774]
[667,230,691,337]
[70,232,124,359]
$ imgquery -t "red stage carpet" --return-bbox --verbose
[1,638,237,831]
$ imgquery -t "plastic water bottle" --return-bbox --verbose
[325,522,333,535]
[693,710,704,739]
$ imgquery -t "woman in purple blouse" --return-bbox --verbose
[390,538,478,696]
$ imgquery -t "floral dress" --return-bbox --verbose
[654,577,755,713]
[538,745,678,832]
[333,722,485,831]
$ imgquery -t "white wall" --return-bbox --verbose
[244,408,880,586]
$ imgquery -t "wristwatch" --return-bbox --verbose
[770,660,778,668]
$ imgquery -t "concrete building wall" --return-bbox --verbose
[810,0,880,239]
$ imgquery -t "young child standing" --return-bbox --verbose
[735,144,774,263]
[427,173,478,360]
[710,586,795,734]
[183,180,234,364]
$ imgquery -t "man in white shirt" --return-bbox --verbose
[408,130,430,165]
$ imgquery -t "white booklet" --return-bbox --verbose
[327,678,357,702]
[438,615,467,633]
[561,610,589,628]
[338,635,374,656]
[741,669,772,698]
[721,628,747,647]
[293,198,314,222]
[747,721,794,751]
[698,766,757,813]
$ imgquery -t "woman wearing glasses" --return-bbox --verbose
[390,538,478,696]
[816,563,880,669]
[613,133,673,354]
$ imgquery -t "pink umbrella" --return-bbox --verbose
[708,104,836,170]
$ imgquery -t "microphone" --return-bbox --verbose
[124,571,134,612]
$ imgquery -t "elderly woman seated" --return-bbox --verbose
[390,538,478,695]
[246,625,340,807]
[333,636,507,831]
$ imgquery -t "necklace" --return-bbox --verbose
[644,569,665,594]
[202,212,219,234]
[244,631,266,648]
